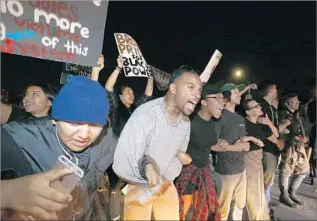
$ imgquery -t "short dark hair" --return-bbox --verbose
[169,65,199,85]
[284,93,298,103]
[242,99,253,113]
[258,80,276,97]
[119,85,133,95]
[222,90,232,102]
[25,84,59,103]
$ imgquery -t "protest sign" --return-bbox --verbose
[114,33,151,78]
[0,0,108,66]
[200,49,222,83]
[60,63,92,84]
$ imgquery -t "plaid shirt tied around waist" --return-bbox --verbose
[175,164,220,221]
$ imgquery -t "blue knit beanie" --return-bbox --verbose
[52,76,109,125]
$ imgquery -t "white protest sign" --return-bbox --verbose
[114,33,151,78]
[200,49,222,83]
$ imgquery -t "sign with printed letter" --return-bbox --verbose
[0,0,109,66]
[60,63,92,84]
[200,49,222,83]
[114,33,151,78]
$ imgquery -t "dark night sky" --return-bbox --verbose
[1,1,316,99]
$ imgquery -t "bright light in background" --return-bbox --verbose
[235,70,242,77]
[233,68,244,79]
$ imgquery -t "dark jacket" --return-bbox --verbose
[279,108,306,147]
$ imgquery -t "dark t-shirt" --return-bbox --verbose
[245,119,272,151]
[214,110,247,175]
[260,98,280,156]
[186,113,218,168]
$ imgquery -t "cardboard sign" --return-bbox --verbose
[114,33,151,78]
[0,0,109,66]
[200,49,222,83]
[60,63,92,84]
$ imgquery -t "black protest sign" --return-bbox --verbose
[114,33,151,78]
[60,63,92,84]
[0,0,108,66]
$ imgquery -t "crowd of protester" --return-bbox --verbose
[1,54,316,221]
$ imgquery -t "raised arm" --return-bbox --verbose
[90,55,104,82]
[144,78,154,97]
[105,56,123,92]
[240,83,257,96]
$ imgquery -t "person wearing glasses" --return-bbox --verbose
[278,93,311,208]
[213,83,266,221]
[242,99,280,220]
[175,83,253,221]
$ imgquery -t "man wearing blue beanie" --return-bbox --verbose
[1,76,118,220]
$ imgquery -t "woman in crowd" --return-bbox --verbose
[91,55,154,136]
[1,84,58,124]
[242,99,278,220]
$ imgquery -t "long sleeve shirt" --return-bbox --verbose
[112,97,190,184]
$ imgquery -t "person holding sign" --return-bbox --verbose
[91,55,154,137]
[91,54,153,220]
[113,65,202,220]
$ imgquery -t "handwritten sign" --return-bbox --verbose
[200,49,222,83]
[60,63,92,84]
[0,0,109,66]
[114,33,151,78]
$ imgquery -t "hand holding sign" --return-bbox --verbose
[117,55,124,69]
[200,50,222,83]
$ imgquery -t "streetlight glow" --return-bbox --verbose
[235,70,242,77]
[233,68,244,79]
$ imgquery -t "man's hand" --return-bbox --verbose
[92,55,104,73]
[234,140,250,151]
[117,55,124,69]
[145,163,161,187]
[218,139,229,149]
[250,83,258,90]
[295,136,309,144]
[282,119,292,127]
[252,137,265,147]
[2,167,74,220]
[257,114,270,125]
[176,151,192,165]
[277,139,285,151]
[283,128,290,134]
